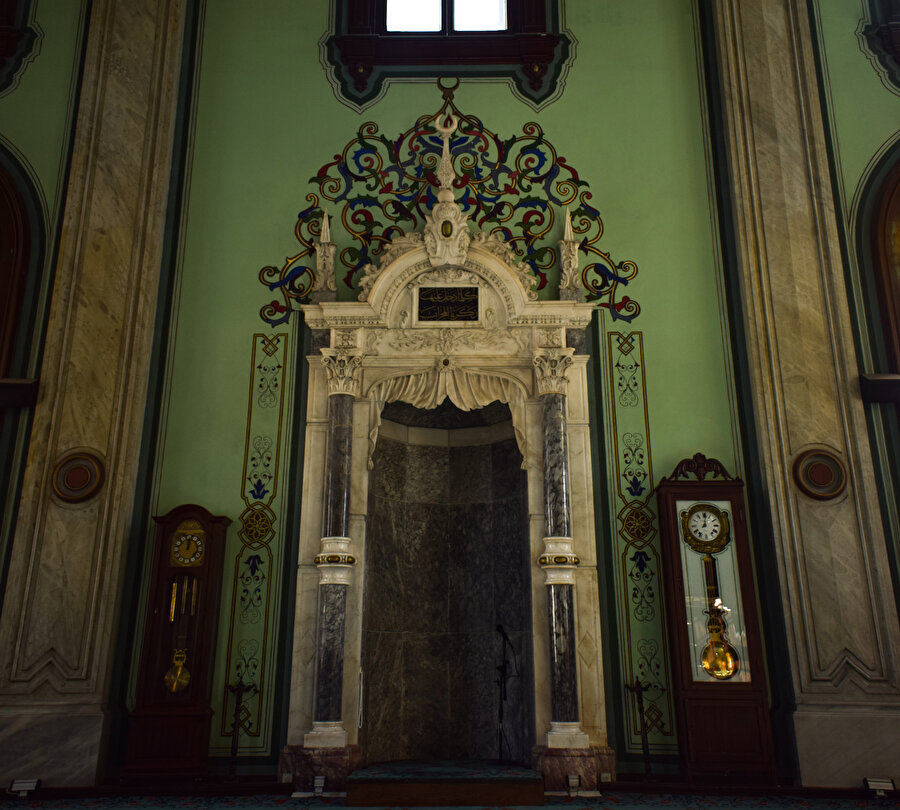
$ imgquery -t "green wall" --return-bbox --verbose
[150,0,740,761]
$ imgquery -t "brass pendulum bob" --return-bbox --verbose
[164,648,191,692]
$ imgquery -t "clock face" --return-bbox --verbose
[171,532,204,566]
[688,508,721,542]
[680,502,730,554]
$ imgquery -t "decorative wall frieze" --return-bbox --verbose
[418,266,479,285]
[604,331,674,753]
[537,327,565,348]
[321,348,363,397]
[382,326,529,355]
[533,347,575,396]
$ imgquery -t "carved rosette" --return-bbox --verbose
[321,348,363,397]
[539,536,579,585]
[533,347,575,396]
[315,536,356,586]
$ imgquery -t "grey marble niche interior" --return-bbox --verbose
[361,401,533,764]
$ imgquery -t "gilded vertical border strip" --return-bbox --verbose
[605,331,676,753]
[216,333,288,749]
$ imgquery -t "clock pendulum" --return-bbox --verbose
[681,503,740,680]
[699,553,739,680]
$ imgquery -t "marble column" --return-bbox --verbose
[0,0,187,787]
[533,347,588,749]
[303,348,360,749]
[710,0,900,786]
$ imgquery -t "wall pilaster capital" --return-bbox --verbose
[321,348,363,397]
[533,347,575,396]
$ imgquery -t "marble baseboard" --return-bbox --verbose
[280,744,361,792]
[532,744,615,791]
[0,708,104,786]
[793,707,900,787]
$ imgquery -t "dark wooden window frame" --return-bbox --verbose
[325,0,572,108]
[860,158,900,405]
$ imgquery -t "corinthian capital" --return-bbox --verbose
[533,347,575,396]
[321,348,363,397]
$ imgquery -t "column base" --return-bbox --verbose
[532,744,616,791]
[546,720,589,748]
[303,720,349,748]
[279,743,361,793]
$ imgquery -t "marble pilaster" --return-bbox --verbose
[0,0,187,787]
[710,0,900,786]
[304,354,360,750]
[533,347,588,752]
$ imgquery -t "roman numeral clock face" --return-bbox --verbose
[171,530,204,566]
[688,507,722,543]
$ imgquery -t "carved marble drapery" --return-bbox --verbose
[365,365,528,469]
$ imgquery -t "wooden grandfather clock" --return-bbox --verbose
[656,454,775,782]
[124,504,230,776]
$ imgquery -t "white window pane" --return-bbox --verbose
[454,0,507,31]
[386,0,442,31]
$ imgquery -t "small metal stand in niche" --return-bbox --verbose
[624,679,660,778]
[495,624,521,763]
[227,677,258,778]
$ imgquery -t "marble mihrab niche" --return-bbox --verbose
[361,425,533,765]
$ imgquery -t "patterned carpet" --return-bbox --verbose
[12,792,899,810]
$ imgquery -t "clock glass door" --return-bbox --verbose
[676,499,751,683]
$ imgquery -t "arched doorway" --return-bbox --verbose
[360,399,534,764]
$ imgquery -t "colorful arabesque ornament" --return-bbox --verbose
[259,81,639,326]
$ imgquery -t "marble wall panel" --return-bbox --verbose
[361,430,533,763]
[449,444,492,503]
[567,424,596,566]
[711,0,900,784]
[0,0,187,786]
[287,567,321,744]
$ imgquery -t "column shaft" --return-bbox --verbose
[323,394,353,538]
[542,392,571,538]
[548,583,579,722]
[313,584,348,722]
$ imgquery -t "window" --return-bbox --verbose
[324,0,572,110]
[385,0,507,33]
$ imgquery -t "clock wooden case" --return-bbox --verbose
[123,504,230,776]
[656,454,775,782]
